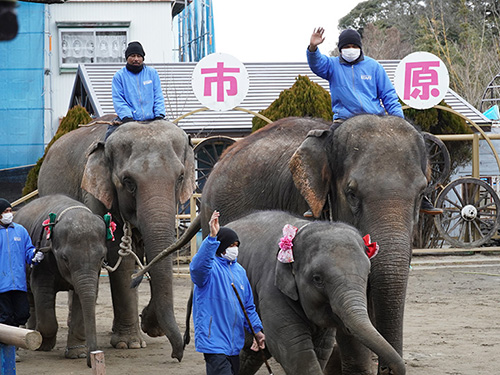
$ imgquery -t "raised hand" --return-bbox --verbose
[309,27,325,51]
[209,210,220,237]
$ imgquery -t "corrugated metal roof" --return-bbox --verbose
[72,61,490,136]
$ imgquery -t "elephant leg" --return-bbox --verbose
[312,327,336,370]
[107,240,146,349]
[259,298,324,375]
[66,292,86,359]
[32,286,58,351]
[26,289,36,330]
[334,328,374,375]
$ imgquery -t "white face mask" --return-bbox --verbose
[342,48,361,62]
[1,212,13,225]
[222,246,238,262]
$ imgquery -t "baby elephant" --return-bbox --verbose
[14,194,108,367]
[226,210,405,375]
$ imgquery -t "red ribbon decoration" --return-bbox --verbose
[42,218,51,240]
[363,234,379,259]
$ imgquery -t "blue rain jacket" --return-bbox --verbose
[0,223,36,293]
[190,236,263,356]
[112,65,166,121]
[307,47,404,120]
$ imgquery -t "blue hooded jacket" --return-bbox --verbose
[0,222,36,293]
[190,236,263,356]
[307,47,404,120]
[112,65,166,121]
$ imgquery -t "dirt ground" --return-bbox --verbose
[16,253,500,375]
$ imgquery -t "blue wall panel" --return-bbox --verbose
[0,2,45,169]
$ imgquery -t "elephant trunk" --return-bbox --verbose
[73,272,99,368]
[136,194,184,361]
[335,290,406,375]
[361,201,414,360]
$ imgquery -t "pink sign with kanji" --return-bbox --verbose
[394,52,449,110]
[192,53,249,111]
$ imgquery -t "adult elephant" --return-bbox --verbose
[15,194,107,367]
[37,118,196,361]
[229,210,405,375]
[197,115,428,374]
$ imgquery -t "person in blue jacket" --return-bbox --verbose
[105,41,166,139]
[307,27,404,122]
[306,28,442,215]
[190,210,266,375]
[0,198,44,328]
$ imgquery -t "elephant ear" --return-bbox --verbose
[81,141,115,210]
[179,135,196,204]
[289,129,332,218]
[275,262,299,301]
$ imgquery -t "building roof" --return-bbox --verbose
[70,60,490,137]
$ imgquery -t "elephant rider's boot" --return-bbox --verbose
[420,196,443,215]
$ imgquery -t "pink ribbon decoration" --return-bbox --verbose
[277,224,298,263]
[363,234,379,259]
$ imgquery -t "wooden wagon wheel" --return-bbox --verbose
[194,136,236,193]
[423,132,451,191]
[434,177,500,248]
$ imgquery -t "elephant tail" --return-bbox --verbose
[130,214,202,288]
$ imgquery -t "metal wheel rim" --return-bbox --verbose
[434,177,500,248]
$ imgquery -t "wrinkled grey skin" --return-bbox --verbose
[228,210,405,375]
[200,115,428,374]
[37,119,196,361]
[14,194,107,367]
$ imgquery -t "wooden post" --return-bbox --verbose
[90,350,106,375]
[0,324,41,351]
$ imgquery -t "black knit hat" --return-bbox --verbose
[125,41,145,58]
[338,29,362,50]
[216,227,240,255]
[0,198,12,213]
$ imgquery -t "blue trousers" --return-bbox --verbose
[203,353,240,375]
[0,290,30,327]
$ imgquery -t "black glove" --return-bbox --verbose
[153,115,165,121]
[121,117,134,124]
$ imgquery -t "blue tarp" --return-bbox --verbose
[0,2,45,169]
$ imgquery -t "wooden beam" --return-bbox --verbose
[0,324,42,350]
[413,247,500,255]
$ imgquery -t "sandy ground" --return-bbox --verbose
[15,253,500,375]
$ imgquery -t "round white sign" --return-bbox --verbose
[191,53,249,112]
[394,51,449,110]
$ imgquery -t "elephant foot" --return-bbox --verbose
[110,331,147,349]
[38,336,56,351]
[65,345,87,359]
[140,304,165,338]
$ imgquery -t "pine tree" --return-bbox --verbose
[252,75,333,132]
[23,106,92,195]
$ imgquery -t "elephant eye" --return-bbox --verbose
[122,177,137,195]
[312,274,324,288]
[176,173,184,187]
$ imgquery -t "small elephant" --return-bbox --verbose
[226,210,405,375]
[14,194,108,367]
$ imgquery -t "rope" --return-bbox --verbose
[57,205,92,221]
[103,221,150,281]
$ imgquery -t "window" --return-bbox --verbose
[57,22,130,70]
